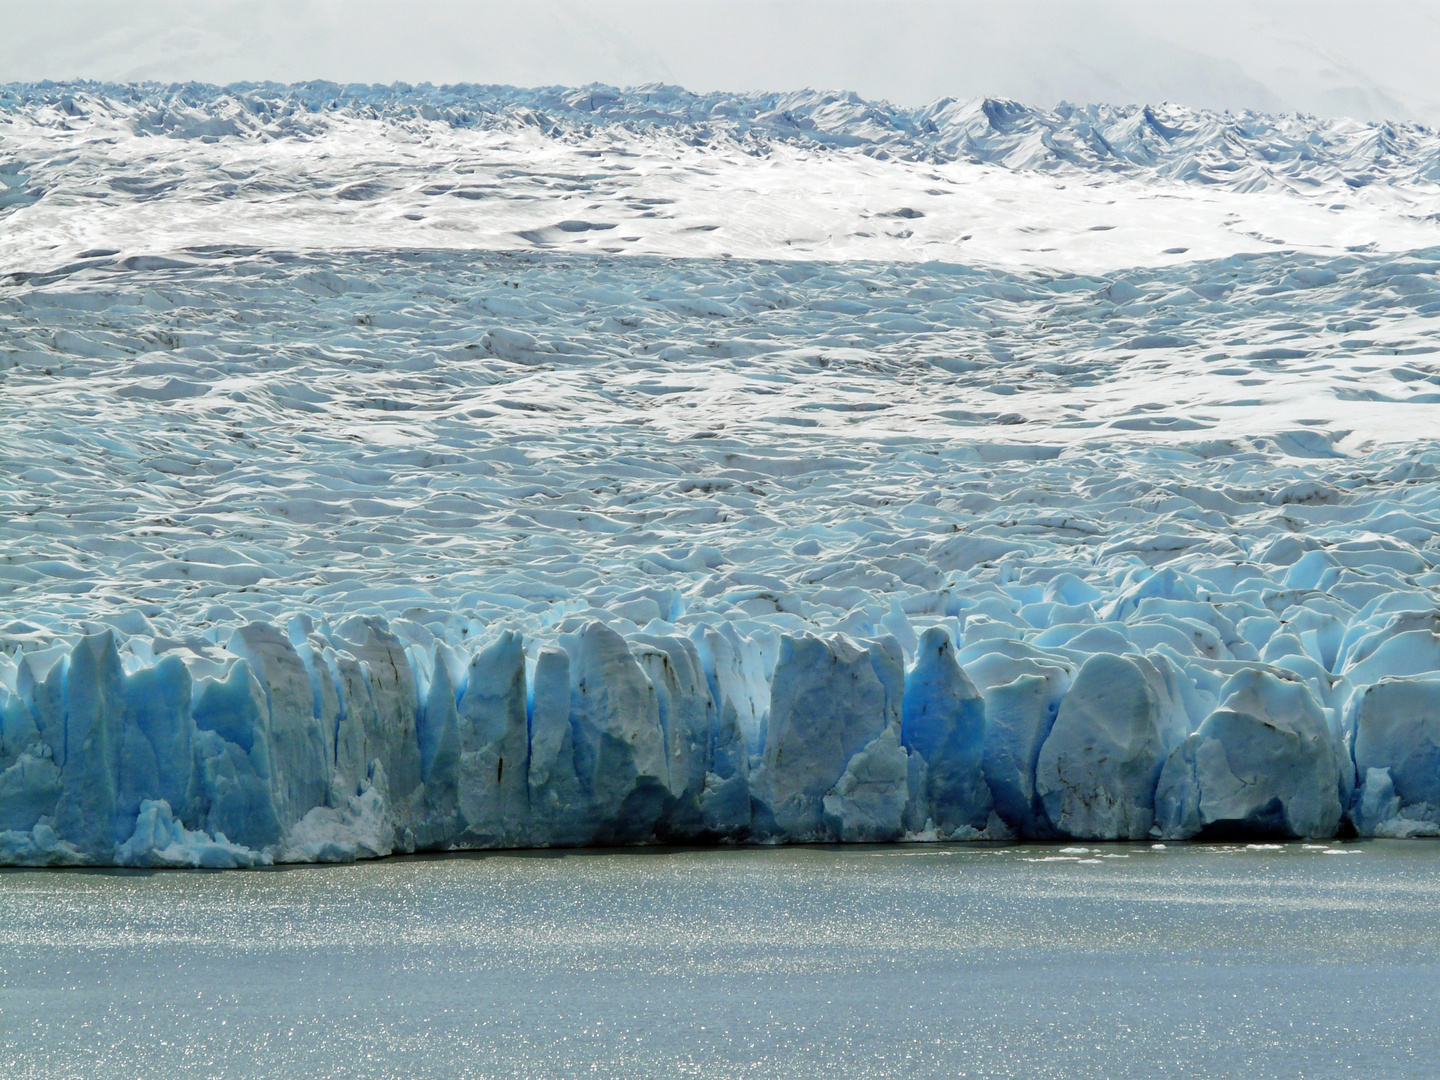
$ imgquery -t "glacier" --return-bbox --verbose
[3,82,1440,863]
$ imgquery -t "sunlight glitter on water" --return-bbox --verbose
[1,842,1437,1079]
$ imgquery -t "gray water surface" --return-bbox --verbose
[1,842,1437,1079]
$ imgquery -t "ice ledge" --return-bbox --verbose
[2,600,1438,867]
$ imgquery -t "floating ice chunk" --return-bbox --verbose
[1155,669,1342,840]
[117,799,269,868]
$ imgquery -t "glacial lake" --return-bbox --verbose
[1,843,1438,1079]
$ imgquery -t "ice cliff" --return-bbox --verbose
[4,578,1440,866]
[3,83,1440,864]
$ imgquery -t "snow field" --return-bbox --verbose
[4,81,1440,275]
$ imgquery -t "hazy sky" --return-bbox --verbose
[2,0,1439,123]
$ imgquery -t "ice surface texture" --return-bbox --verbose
[4,81,1440,273]
[7,80,1440,191]
[4,248,1439,861]
[4,83,1440,862]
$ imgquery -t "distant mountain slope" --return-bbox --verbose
[3,81,1440,194]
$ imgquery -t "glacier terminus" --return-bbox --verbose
[3,82,1440,866]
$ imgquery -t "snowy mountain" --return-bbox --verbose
[6,80,1440,186]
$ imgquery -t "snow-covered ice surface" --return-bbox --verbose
[5,82,1440,274]
[3,82,1440,864]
